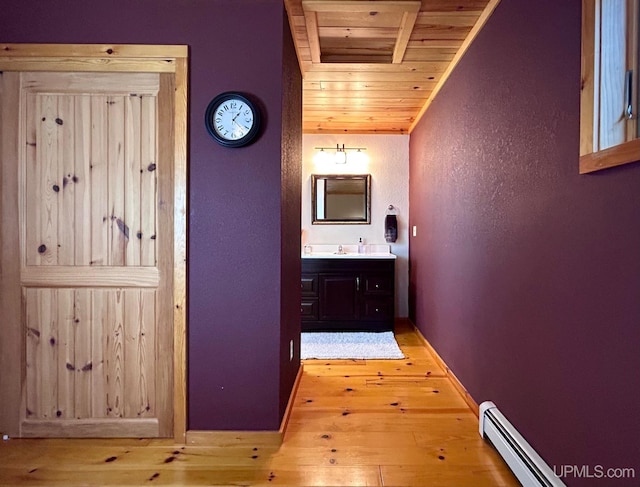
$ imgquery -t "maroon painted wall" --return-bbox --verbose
[278,16,303,419]
[1,0,302,431]
[409,1,640,486]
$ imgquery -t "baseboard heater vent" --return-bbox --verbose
[479,401,566,487]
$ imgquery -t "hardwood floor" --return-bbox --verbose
[0,322,519,486]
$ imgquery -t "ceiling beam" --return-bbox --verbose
[304,10,321,63]
[393,7,420,63]
[302,0,421,14]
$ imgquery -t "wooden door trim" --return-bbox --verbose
[0,72,22,440]
[0,44,188,442]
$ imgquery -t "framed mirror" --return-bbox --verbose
[311,174,371,224]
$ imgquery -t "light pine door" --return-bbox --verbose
[0,71,174,437]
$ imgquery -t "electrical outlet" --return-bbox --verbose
[412,225,417,237]
[289,339,294,361]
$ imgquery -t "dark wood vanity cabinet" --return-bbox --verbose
[301,258,395,332]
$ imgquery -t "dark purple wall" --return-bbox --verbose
[409,1,640,486]
[0,0,302,431]
[278,16,303,419]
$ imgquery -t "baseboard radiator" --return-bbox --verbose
[479,401,566,487]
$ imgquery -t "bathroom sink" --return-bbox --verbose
[301,244,396,259]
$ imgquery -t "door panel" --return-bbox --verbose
[1,70,173,438]
[24,288,157,422]
[24,86,158,268]
[319,275,358,320]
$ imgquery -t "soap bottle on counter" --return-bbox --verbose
[358,237,365,254]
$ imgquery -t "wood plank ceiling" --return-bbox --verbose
[284,0,497,134]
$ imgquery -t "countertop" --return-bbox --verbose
[301,244,396,259]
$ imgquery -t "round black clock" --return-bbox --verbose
[205,92,261,148]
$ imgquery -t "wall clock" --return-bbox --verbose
[204,92,261,148]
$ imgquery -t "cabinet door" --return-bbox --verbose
[319,274,358,320]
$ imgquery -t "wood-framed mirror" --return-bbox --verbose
[311,174,371,225]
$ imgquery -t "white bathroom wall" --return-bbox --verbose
[302,134,410,317]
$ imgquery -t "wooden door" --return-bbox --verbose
[0,70,175,438]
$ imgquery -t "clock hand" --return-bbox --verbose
[232,104,244,122]
[233,119,246,133]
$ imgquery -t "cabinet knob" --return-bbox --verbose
[375,308,380,312]
[375,284,380,289]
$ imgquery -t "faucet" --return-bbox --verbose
[338,245,343,253]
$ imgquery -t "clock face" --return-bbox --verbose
[205,92,261,148]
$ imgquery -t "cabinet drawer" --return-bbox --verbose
[301,274,318,296]
[301,299,318,320]
[361,298,394,320]
[364,275,393,294]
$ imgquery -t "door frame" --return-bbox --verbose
[0,44,188,442]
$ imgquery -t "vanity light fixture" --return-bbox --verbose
[314,144,366,164]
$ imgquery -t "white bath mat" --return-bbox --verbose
[301,331,405,360]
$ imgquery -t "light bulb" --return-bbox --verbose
[334,150,347,164]
[314,148,332,165]
[349,149,368,165]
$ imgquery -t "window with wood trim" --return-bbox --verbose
[580,0,639,173]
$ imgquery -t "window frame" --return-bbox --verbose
[580,0,639,174]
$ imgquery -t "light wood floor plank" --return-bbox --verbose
[381,464,518,487]
[301,359,445,377]
[285,409,475,432]
[282,430,419,448]
[0,465,383,486]
[0,321,518,486]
